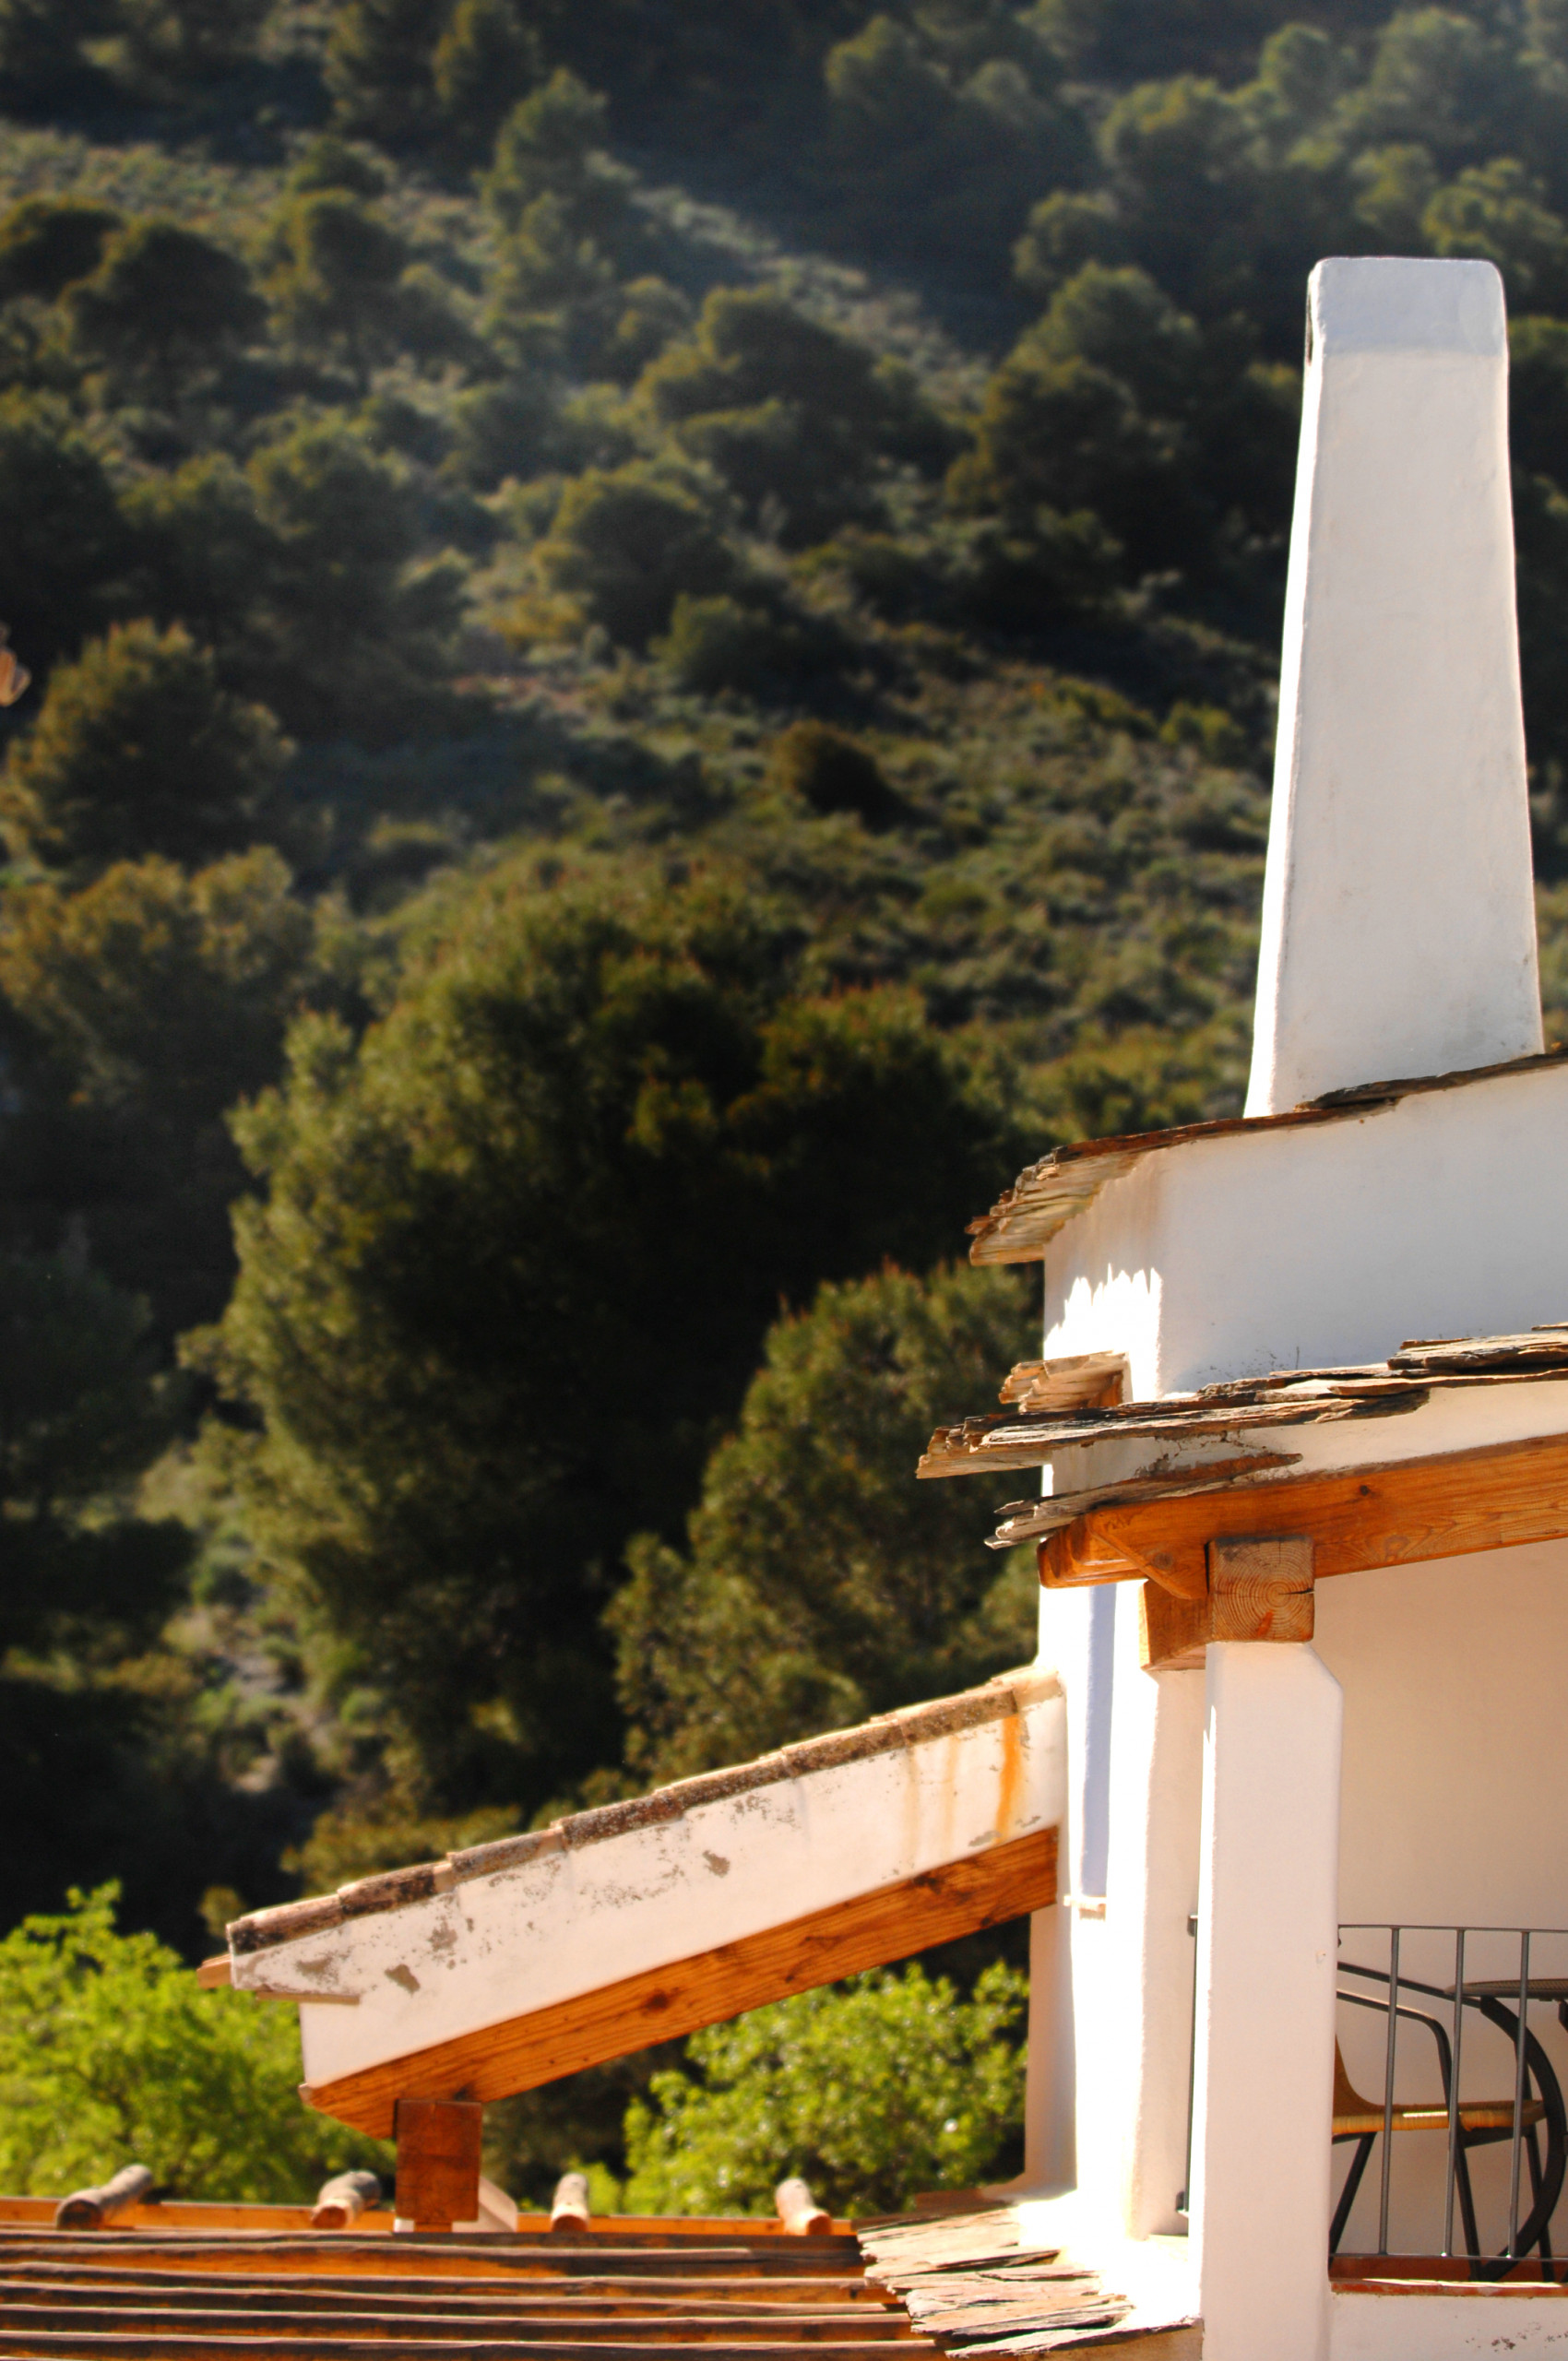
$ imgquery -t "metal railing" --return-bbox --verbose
[1336,1925,1568,2272]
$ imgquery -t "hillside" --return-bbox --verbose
[1,0,1567,2193]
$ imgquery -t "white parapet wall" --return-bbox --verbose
[226,1672,1064,2103]
[1248,256,1541,1117]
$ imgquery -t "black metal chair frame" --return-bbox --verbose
[1333,1964,1568,2277]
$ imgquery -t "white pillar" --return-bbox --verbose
[1190,1643,1342,2361]
[1108,1595,1206,2240]
[1247,256,1541,1117]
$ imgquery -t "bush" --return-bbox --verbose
[535,467,736,648]
[0,196,118,304]
[653,594,795,694]
[0,622,288,874]
[0,393,131,674]
[765,722,905,829]
[0,1887,388,2199]
[623,1962,1028,2217]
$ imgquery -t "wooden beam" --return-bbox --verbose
[1140,1536,1315,1670]
[393,2096,481,2232]
[303,1826,1058,2138]
[1040,1427,1568,1599]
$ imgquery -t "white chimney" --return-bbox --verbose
[1246,256,1542,1116]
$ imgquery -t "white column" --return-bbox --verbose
[1247,256,1540,1116]
[1190,1643,1342,2361]
[1108,1594,1206,2240]
[1022,1895,1075,2191]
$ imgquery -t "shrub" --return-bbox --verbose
[0,622,288,874]
[0,1887,388,2200]
[765,722,905,829]
[623,1963,1028,2217]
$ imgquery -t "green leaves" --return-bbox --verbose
[0,1886,388,2199]
[624,1962,1028,2216]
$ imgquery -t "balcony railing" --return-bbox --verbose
[1334,1925,1568,2272]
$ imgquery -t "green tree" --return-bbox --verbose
[0,1887,388,2197]
[1424,159,1568,311]
[483,70,627,243]
[0,392,130,675]
[637,289,943,546]
[244,415,466,740]
[107,0,271,89]
[64,219,264,402]
[534,466,737,647]
[481,70,644,368]
[433,0,540,161]
[612,1264,1036,1782]
[952,262,1295,599]
[0,622,288,875]
[263,188,413,381]
[326,0,448,148]
[198,862,1024,1817]
[624,1963,1028,2216]
[0,1248,209,1930]
[0,849,317,1334]
[0,196,118,304]
[0,1244,186,1667]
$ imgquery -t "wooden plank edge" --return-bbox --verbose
[1040,1424,1568,1596]
[302,1829,1058,2138]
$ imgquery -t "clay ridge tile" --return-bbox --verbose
[558,1789,685,1849]
[446,1826,566,1882]
[892,1687,1018,1742]
[337,1863,442,1920]
[657,1753,792,1810]
[228,1892,344,1956]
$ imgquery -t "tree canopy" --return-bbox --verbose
[203,864,1025,1815]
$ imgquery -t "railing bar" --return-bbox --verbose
[1510,1928,1531,2254]
[1378,1926,1399,2256]
[1443,1926,1465,2259]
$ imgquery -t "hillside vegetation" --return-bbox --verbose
[1,0,1565,2200]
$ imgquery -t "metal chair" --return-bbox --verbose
[1333,1976,1566,2271]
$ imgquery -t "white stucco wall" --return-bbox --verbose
[1040,1061,1568,1396]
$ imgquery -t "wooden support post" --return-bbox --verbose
[392,2096,481,2232]
[1141,1536,1315,1672]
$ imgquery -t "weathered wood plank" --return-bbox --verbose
[1039,1428,1568,1597]
[303,1830,1058,2138]
[0,2339,939,2361]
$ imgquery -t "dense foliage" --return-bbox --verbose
[623,1963,1029,2216]
[0,1887,388,2198]
[0,0,1562,2203]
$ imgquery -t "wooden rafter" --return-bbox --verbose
[1039,1427,1568,1600]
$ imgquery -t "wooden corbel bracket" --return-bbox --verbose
[1140,1535,1316,1671]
